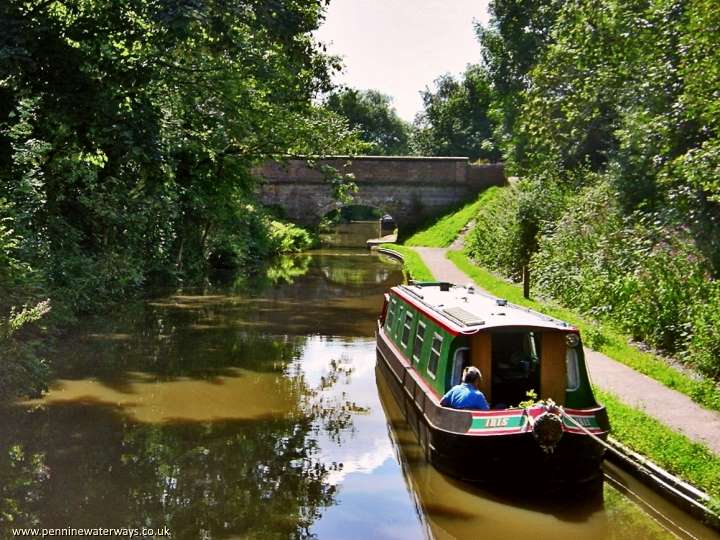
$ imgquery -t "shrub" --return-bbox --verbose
[532,178,714,355]
[0,300,51,400]
[268,220,317,253]
[464,185,524,279]
[469,181,720,381]
[687,282,720,380]
[208,203,317,270]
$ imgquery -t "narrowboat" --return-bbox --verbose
[376,281,610,490]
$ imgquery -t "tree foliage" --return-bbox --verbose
[476,0,561,166]
[412,65,500,162]
[467,0,720,379]
[324,88,411,155]
[0,0,357,307]
[0,0,363,398]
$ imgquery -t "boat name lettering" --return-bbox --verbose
[485,417,509,428]
[572,415,595,427]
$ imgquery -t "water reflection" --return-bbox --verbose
[1,403,338,538]
[319,222,381,248]
[0,250,407,539]
[232,253,313,290]
[375,368,682,540]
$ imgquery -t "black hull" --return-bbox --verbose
[376,338,606,492]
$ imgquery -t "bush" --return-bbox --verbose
[208,202,317,270]
[532,179,711,352]
[464,185,524,279]
[268,220,317,253]
[465,179,566,280]
[687,282,720,380]
[468,181,720,381]
[0,300,51,400]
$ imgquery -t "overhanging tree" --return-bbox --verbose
[324,88,411,155]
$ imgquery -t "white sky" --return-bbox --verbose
[316,0,491,122]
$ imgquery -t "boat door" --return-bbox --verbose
[450,347,470,386]
[488,330,542,408]
[539,331,567,404]
[469,332,492,403]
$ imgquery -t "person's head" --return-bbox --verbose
[462,366,482,387]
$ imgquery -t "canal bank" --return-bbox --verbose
[378,244,720,531]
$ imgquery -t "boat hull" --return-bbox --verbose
[376,326,607,491]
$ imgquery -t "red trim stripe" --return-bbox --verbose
[390,289,461,336]
[470,410,524,418]
[468,428,528,436]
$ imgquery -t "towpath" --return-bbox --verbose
[413,246,720,455]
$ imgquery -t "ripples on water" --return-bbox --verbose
[0,250,712,539]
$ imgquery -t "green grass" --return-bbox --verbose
[597,388,720,502]
[404,187,499,248]
[448,250,720,413]
[379,244,435,282]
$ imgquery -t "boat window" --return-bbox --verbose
[451,347,470,386]
[427,333,443,379]
[401,311,414,348]
[413,321,426,363]
[396,306,406,338]
[566,348,580,391]
[386,298,396,331]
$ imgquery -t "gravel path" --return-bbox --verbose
[414,246,720,454]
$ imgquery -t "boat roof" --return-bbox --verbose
[391,282,575,335]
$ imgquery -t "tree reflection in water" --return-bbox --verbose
[0,252,404,539]
[0,350,358,538]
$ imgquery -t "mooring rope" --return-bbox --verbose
[603,468,703,540]
[558,408,710,539]
[557,407,638,464]
[560,407,720,528]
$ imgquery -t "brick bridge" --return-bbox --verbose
[255,156,506,229]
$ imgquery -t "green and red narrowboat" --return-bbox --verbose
[376,281,610,490]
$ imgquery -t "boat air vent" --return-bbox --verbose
[439,282,451,292]
[467,285,475,294]
[443,307,485,326]
[496,299,508,306]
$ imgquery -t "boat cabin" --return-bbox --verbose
[380,282,597,410]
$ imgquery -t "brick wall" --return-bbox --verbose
[255,156,505,227]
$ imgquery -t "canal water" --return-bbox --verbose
[1,250,716,539]
[318,221,384,248]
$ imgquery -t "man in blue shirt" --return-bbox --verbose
[440,366,490,410]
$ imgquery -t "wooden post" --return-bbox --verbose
[523,265,530,299]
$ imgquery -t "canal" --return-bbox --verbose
[1,249,716,539]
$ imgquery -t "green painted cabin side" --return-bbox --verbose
[383,290,598,409]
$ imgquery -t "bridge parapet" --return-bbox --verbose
[255,156,505,228]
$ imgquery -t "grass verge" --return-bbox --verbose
[597,388,720,503]
[448,250,720,412]
[379,244,435,281]
[404,188,499,248]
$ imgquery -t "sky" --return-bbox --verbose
[315,0,491,122]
